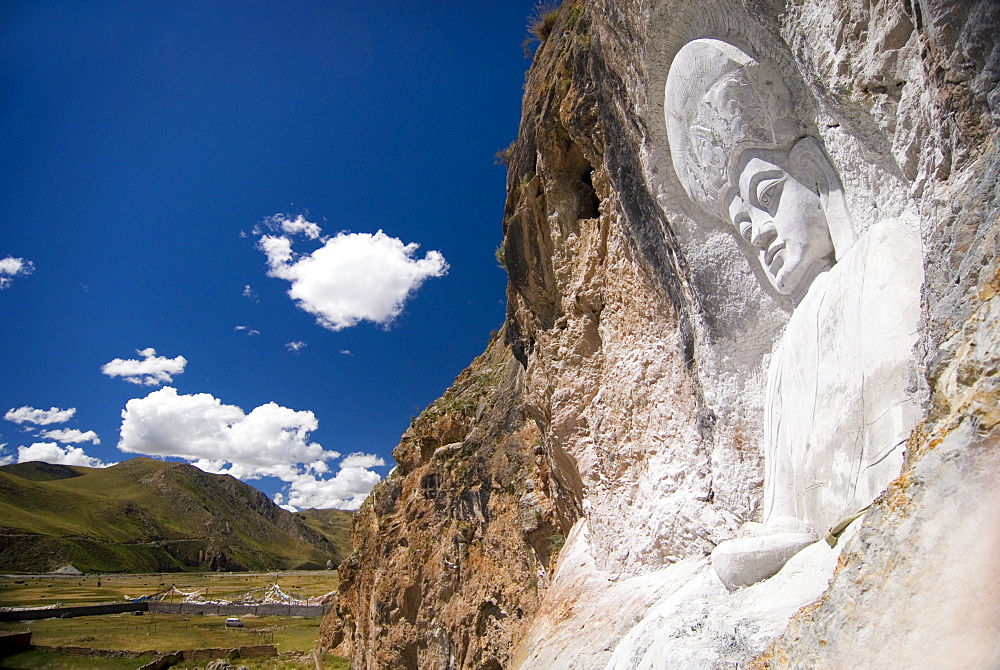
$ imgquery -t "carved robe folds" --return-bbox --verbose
[763,218,923,535]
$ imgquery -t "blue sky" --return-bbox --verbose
[0,1,538,509]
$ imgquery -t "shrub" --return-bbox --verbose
[523,2,562,57]
[529,7,561,42]
[494,141,516,166]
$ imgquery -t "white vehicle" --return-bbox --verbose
[225,617,243,628]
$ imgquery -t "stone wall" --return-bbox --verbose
[0,602,146,622]
[0,601,326,621]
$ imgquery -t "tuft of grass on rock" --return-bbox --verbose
[523,2,563,56]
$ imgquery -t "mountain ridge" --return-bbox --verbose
[0,457,353,574]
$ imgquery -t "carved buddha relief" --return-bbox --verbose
[665,39,924,587]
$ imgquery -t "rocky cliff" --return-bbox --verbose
[320,335,581,668]
[321,1,999,668]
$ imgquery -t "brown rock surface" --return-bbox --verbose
[318,335,578,669]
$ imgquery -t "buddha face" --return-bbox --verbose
[727,156,835,298]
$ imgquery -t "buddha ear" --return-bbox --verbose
[788,137,830,196]
[789,136,857,258]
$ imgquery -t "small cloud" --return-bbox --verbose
[257,222,448,332]
[38,428,100,445]
[339,350,353,356]
[264,213,323,240]
[308,460,329,475]
[0,444,12,466]
[4,406,76,426]
[101,348,187,386]
[339,452,386,469]
[242,285,258,301]
[17,442,113,468]
[286,341,307,353]
[0,256,34,289]
[235,325,261,336]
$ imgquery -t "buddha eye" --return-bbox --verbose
[756,177,784,211]
[733,215,753,242]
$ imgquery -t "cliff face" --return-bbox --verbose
[322,0,999,667]
[319,336,579,669]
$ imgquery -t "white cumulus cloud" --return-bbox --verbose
[101,348,187,386]
[38,428,100,445]
[4,406,76,426]
[285,341,307,352]
[0,256,34,289]
[119,387,336,480]
[235,326,260,336]
[257,216,448,331]
[282,461,383,511]
[17,442,112,468]
[117,387,385,510]
[339,452,386,469]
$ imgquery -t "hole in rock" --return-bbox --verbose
[577,167,600,219]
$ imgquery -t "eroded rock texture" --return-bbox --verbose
[319,336,579,669]
[321,0,999,667]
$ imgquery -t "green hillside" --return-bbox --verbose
[0,458,355,574]
[295,508,354,556]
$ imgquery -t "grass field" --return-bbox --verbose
[1,613,319,652]
[171,652,350,669]
[0,571,339,608]
[0,572,349,668]
[0,613,350,668]
[0,648,350,670]
[0,649,159,669]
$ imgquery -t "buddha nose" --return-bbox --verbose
[750,221,777,251]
